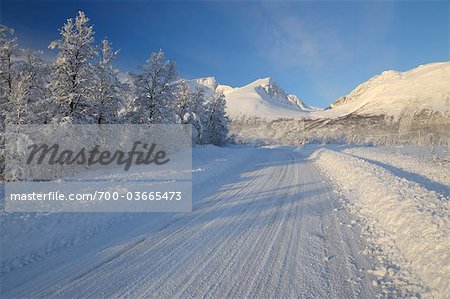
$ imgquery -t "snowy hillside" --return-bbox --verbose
[192,62,449,122]
[190,77,314,119]
[224,78,312,119]
[318,62,450,119]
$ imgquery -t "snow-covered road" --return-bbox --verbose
[1,147,379,298]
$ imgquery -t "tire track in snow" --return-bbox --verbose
[50,150,279,298]
[143,157,286,298]
[2,147,379,298]
[63,164,270,297]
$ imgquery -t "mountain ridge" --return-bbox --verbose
[189,61,450,121]
[189,76,315,119]
[321,61,450,119]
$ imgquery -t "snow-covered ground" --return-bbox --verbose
[1,145,449,297]
[0,145,254,274]
[311,145,450,297]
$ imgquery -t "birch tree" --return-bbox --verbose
[93,38,124,124]
[130,50,176,124]
[204,91,229,145]
[48,11,97,123]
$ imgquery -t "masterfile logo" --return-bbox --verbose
[26,141,170,171]
[5,124,192,212]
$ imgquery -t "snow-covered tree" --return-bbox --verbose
[173,80,207,143]
[93,38,124,124]
[48,11,97,123]
[173,79,191,122]
[204,91,229,146]
[0,26,50,125]
[0,27,52,179]
[7,49,50,124]
[130,50,176,124]
[189,86,207,143]
[0,25,19,125]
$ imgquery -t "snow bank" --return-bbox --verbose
[343,146,450,190]
[312,148,450,297]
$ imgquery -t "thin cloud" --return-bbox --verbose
[257,4,348,74]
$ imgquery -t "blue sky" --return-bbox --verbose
[1,0,449,107]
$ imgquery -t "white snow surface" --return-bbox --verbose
[0,145,251,274]
[1,145,448,298]
[318,62,450,119]
[2,145,380,298]
[312,145,450,297]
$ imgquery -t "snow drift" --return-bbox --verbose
[313,147,450,297]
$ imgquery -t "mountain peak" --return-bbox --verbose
[256,77,273,84]
[247,77,288,100]
[194,77,218,90]
[189,76,315,119]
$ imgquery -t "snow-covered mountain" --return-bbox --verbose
[190,62,449,121]
[190,77,314,119]
[224,78,315,119]
[287,94,321,112]
[320,62,450,119]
